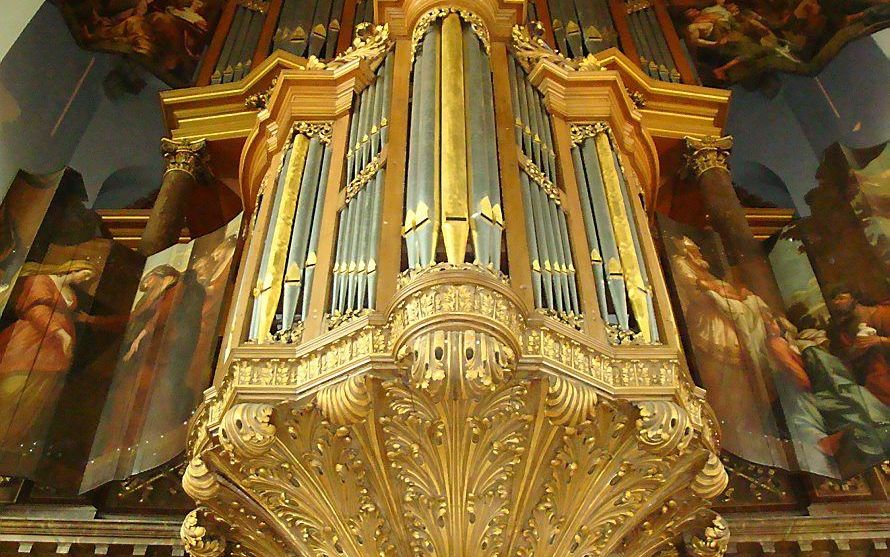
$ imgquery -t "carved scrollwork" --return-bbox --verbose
[219,403,276,458]
[181,508,226,557]
[570,122,610,145]
[510,23,606,73]
[691,453,729,501]
[412,8,490,63]
[316,374,371,425]
[325,23,393,72]
[687,515,730,557]
[182,457,221,502]
[544,375,597,426]
[636,400,694,456]
[400,328,515,397]
[292,121,333,144]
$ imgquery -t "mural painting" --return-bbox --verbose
[81,214,240,492]
[660,141,890,479]
[54,0,225,86]
[673,0,890,85]
[0,170,141,490]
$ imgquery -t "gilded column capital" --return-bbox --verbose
[161,137,210,180]
[683,135,733,178]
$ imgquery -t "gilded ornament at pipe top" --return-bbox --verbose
[411,8,490,63]
[511,22,606,73]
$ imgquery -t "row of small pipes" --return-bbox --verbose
[625,2,680,83]
[507,55,581,318]
[249,131,332,341]
[273,0,345,59]
[330,53,394,316]
[403,18,504,270]
[548,0,618,57]
[571,127,659,342]
[212,2,268,85]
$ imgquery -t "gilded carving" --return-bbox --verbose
[688,515,730,557]
[326,23,394,72]
[637,400,694,456]
[683,135,733,178]
[412,8,491,63]
[182,457,221,502]
[181,508,226,557]
[520,155,561,203]
[185,271,724,555]
[292,120,333,144]
[219,403,276,458]
[511,23,606,73]
[346,153,385,201]
[570,122,611,145]
[161,137,209,179]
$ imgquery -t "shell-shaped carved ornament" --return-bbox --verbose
[219,403,276,458]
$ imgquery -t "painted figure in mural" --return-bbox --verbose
[829,289,890,405]
[678,0,890,84]
[766,320,890,471]
[684,0,801,81]
[59,0,221,84]
[0,259,99,456]
[669,235,786,462]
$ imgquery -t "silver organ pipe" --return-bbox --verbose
[330,52,394,316]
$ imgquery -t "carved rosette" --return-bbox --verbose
[684,135,734,178]
[183,268,727,556]
[161,138,210,180]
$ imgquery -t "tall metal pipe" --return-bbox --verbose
[519,172,544,308]
[302,144,332,320]
[571,144,610,322]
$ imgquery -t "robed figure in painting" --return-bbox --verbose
[668,235,789,467]
[0,259,99,472]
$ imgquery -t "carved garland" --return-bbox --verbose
[411,8,491,63]
[292,121,333,144]
[510,22,605,73]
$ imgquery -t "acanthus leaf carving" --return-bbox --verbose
[219,403,276,459]
[181,508,226,557]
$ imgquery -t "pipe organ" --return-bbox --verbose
[212,0,270,84]
[331,52,393,316]
[176,3,731,555]
[546,0,618,57]
[248,123,333,341]
[404,13,504,270]
[624,0,681,82]
[273,0,347,58]
[571,123,658,342]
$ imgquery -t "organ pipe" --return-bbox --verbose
[330,51,394,316]
[571,124,658,342]
[403,15,503,271]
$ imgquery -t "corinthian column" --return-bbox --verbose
[684,136,784,311]
[139,138,210,256]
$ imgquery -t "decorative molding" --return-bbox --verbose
[292,121,334,144]
[684,135,733,178]
[161,137,210,180]
[570,122,610,145]
[245,77,278,110]
[411,8,491,63]
[346,153,386,201]
[520,155,561,203]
